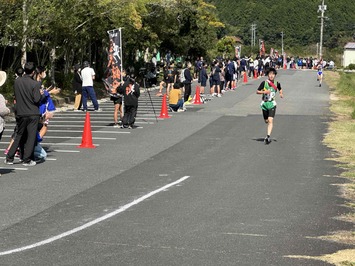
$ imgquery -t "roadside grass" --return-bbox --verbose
[321,71,355,265]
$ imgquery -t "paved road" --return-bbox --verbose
[0,70,352,265]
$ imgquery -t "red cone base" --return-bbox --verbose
[254,69,258,79]
[159,94,171,118]
[243,73,248,83]
[193,86,203,105]
[78,112,96,148]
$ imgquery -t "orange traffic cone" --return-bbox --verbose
[243,72,248,83]
[253,69,258,79]
[193,86,203,105]
[78,112,96,148]
[159,94,171,118]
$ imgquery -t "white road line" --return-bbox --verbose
[42,136,114,140]
[0,135,116,140]
[49,118,160,122]
[0,167,28,171]
[0,142,100,146]
[4,123,152,128]
[0,175,190,256]
[53,150,80,153]
[21,130,131,134]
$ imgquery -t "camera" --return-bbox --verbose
[139,68,147,75]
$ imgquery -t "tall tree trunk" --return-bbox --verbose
[50,47,56,85]
[21,0,28,67]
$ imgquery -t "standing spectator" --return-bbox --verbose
[219,62,226,93]
[182,62,193,103]
[0,71,10,140]
[166,51,172,67]
[81,61,101,112]
[253,57,259,78]
[225,59,234,90]
[328,60,335,70]
[156,65,169,96]
[117,77,140,129]
[0,71,10,175]
[249,57,255,77]
[5,62,43,166]
[210,60,221,97]
[4,67,23,156]
[72,64,82,111]
[199,62,208,95]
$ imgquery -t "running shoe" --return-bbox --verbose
[22,160,36,166]
[4,159,13,165]
[264,136,271,145]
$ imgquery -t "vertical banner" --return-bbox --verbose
[235,46,241,59]
[104,28,122,95]
[259,40,265,57]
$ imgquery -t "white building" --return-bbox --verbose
[343,42,355,67]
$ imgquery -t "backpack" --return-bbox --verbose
[180,68,186,82]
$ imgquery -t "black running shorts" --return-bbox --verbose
[262,106,276,120]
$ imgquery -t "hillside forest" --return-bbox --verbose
[0,0,354,91]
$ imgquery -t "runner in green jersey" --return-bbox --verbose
[256,67,284,144]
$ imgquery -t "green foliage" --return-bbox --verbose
[339,72,355,97]
[2,0,354,77]
[207,0,355,59]
[347,64,355,70]
[0,0,223,74]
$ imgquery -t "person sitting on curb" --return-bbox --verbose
[169,83,185,112]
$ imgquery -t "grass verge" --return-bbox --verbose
[321,70,355,265]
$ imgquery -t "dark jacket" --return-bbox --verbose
[118,80,140,107]
[182,68,193,84]
[72,71,82,93]
[14,75,42,117]
[200,68,208,84]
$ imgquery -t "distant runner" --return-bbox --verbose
[256,67,284,144]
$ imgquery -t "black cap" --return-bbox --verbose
[83,61,90,68]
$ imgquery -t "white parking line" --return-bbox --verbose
[0,175,190,256]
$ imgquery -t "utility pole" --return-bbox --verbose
[251,24,257,48]
[281,31,284,55]
[318,0,327,59]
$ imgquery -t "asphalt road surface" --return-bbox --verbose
[0,69,352,265]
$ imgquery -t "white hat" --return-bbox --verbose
[0,71,7,87]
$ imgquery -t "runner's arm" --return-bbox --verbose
[277,82,284,98]
[256,81,269,94]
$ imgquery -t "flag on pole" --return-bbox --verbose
[259,40,265,56]
[104,28,122,95]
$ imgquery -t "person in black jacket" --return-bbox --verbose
[182,62,193,102]
[5,62,43,166]
[117,76,140,129]
[72,64,82,111]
